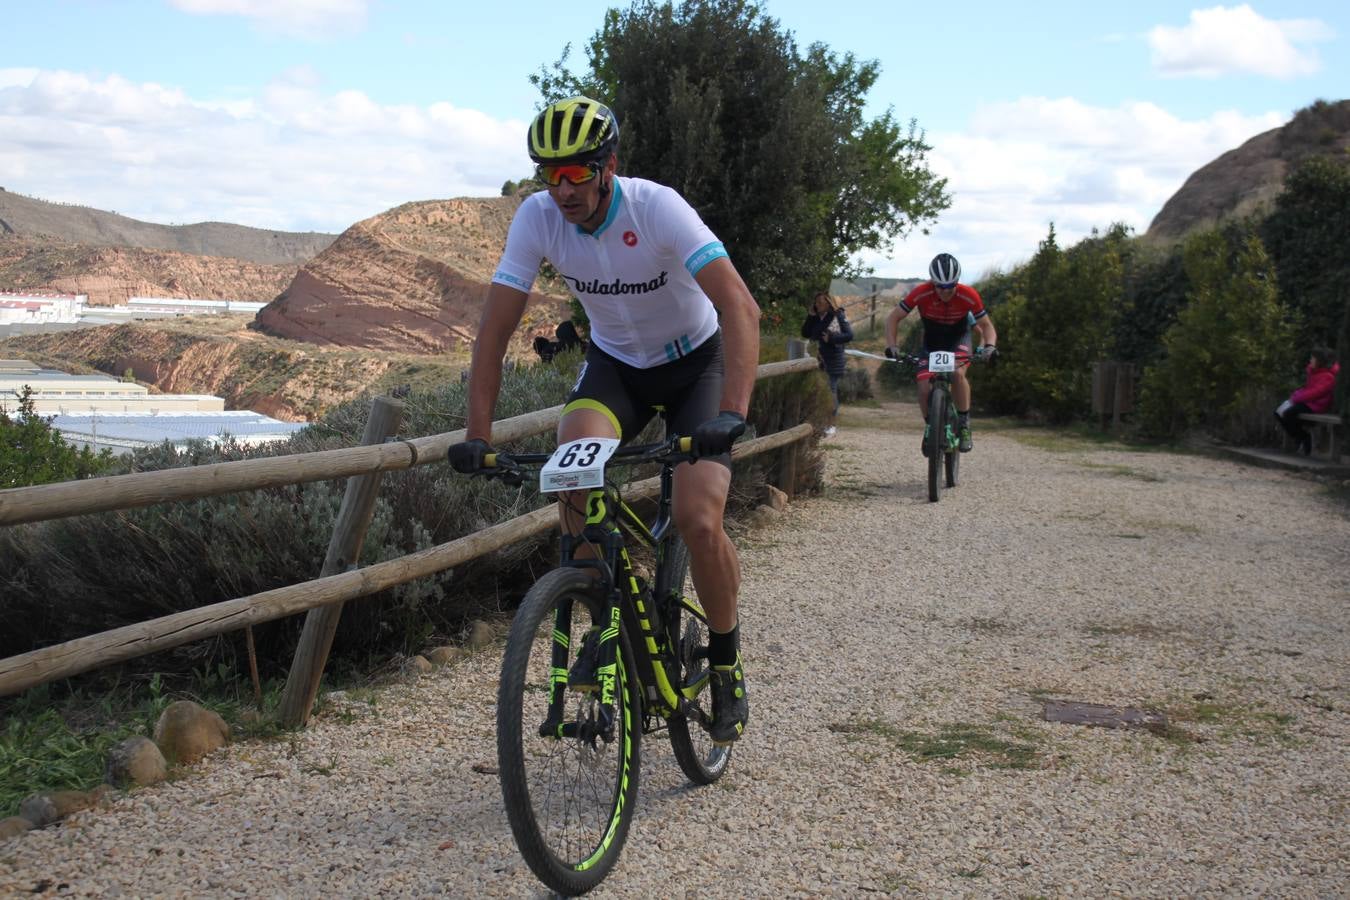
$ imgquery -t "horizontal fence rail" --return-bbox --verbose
[0,425,813,697]
[0,358,816,528]
[0,355,819,699]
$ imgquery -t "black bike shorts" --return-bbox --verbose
[564,330,730,468]
[917,328,973,381]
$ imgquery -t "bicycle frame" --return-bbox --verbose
[490,439,711,735]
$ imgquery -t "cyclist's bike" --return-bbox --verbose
[911,349,965,502]
[470,434,731,895]
[848,347,991,502]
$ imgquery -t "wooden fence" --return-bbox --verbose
[0,357,819,725]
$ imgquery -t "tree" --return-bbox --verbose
[1136,223,1294,440]
[530,0,949,310]
[0,387,113,488]
[977,223,1127,421]
[1260,154,1350,350]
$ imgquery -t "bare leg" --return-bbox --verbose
[952,365,972,411]
[672,460,738,632]
[555,408,618,555]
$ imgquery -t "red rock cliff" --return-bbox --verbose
[255,195,568,352]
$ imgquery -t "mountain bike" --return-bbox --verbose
[847,347,991,502]
[470,434,731,895]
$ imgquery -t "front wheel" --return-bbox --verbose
[657,535,731,785]
[497,567,641,896]
[927,387,947,502]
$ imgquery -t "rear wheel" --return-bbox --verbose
[927,387,946,502]
[497,567,641,895]
[657,535,731,785]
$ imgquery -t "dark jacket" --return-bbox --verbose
[801,307,854,376]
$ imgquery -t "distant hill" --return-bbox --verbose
[0,188,335,264]
[831,276,923,298]
[0,236,299,306]
[1145,98,1350,243]
[254,194,570,353]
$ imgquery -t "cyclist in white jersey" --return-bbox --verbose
[448,96,761,745]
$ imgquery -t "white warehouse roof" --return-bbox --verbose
[51,411,310,456]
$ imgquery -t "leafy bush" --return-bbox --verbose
[0,387,115,488]
[978,224,1126,422]
[1260,154,1350,353]
[1135,223,1296,441]
[836,365,872,404]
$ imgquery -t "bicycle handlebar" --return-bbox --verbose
[478,434,697,482]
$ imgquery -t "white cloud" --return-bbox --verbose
[0,68,529,232]
[1149,5,1334,80]
[167,0,370,38]
[860,97,1285,280]
[0,66,1296,288]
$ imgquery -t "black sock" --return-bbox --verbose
[958,410,970,426]
[709,625,739,667]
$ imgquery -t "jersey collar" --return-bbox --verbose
[575,177,623,239]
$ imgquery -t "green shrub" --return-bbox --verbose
[836,365,873,404]
[0,388,115,488]
[1135,224,1296,441]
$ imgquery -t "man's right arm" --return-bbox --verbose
[464,283,529,442]
[885,305,908,350]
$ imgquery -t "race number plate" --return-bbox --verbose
[928,350,956,373]
[540,438,620,493]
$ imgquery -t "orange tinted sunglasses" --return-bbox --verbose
[536,162,601,186]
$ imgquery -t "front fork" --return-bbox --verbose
[539,487,628,743]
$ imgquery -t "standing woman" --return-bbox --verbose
[800,291,853,436]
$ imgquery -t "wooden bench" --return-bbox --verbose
[1282,413,1343,460]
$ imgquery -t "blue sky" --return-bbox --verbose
[2,1,1346,280]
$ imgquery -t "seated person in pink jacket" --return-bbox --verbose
[1274,346,1340,455]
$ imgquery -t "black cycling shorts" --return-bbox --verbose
[917,328,973,381]
[564,330,729,467]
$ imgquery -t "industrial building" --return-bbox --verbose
[1,359,307,455]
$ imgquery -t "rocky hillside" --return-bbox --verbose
[0,317,486,422]
[254,194,569,353]
[0,189,334,264]
[0,236,298,306]
[1145,98,1350,242]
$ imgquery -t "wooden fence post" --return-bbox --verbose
[779,341,813,494]
[869,283,878,335]
[277,396,405,727]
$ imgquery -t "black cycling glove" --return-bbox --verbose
[447,438,492,474]
[692,411,747,458]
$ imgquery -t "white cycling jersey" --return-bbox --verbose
[491,176,728,369]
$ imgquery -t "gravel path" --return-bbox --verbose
[3,402,1347,898]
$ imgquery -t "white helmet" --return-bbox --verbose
[929,253,961,287]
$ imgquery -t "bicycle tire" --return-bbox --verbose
[927,386,946,502]
[497,567,641,895]
[944,405,960,489]
[656,535,731,785]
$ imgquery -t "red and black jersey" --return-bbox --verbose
[898,282,988,350]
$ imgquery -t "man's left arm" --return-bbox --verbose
[975,314,997,350]
[694,256,761,416]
